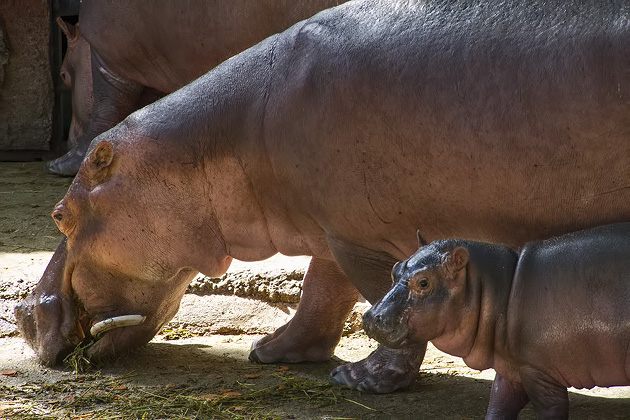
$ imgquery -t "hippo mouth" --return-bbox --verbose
[374,327,411,349]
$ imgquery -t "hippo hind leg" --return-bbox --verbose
[249,257,359,363]
[519,366,569,419]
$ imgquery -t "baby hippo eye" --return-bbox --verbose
[408,276,430,293]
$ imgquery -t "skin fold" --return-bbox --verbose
[16,0,630,393]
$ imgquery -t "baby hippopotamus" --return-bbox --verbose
[363,223,630,419]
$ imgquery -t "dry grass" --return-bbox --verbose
[0,368,378,419]
[63,339,97,374]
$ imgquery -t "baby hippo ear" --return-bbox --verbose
[85,141,115,187]
[447,246,469,272]
[416,229,428,247]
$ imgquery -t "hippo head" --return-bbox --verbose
[15,135,233,365]
[57,17,93,151]
[363,241,469,349]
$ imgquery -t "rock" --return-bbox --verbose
[187,254,310,303]
[167,294,297,335]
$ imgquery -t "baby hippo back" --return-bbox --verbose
[508,223,630,388]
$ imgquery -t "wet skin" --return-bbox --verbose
[17,0,630,393]
[365,223,630,417]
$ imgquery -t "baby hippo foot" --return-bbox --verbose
[330,344,426,393]
[47,146,86,176]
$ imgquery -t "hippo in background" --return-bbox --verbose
[364,223,630,418]
[49,0,346,176]
[14,0,630,394]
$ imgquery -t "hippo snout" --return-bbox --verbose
[363,309,408,348]
[15,294,73,366]
[363,284,411,348]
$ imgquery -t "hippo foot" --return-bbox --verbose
[47,148,86,176]
[329,344,426,393]
[249,320,338,364]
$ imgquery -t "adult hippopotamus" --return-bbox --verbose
[16,0,630,393]
[49,0,346,176]
[363,223,630,418]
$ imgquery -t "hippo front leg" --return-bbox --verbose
[326,235,425,392]
[249,257,359,363]
[330,344,425,393]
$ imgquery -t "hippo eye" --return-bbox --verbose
[408,276,430,293]
[60,69,71,87]
[51,206,70,234]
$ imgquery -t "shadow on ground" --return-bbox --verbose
[1,162,629,419]
[2,334,630,419]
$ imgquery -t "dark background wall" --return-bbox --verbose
[0,0,79,161]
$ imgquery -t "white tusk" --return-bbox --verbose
[90,314,146,337]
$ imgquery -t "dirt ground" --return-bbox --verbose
[1,162,629,419]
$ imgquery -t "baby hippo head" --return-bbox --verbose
[363,240,469,348]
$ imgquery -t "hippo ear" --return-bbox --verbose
[56,17,78,44]
[416,229,428,247]
[447,247,469,272]
[85,141,115,187]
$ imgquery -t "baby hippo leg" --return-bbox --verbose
[486,373,530,420]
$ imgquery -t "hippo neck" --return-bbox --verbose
[188,28,333,260]
[196,42,282,262]
[459,243,518,371]
[155,29,320,263]
[124,34,289,266]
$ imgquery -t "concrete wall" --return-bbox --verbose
[0,0,54,152]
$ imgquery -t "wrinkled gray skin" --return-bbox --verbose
[365,223,630,418]
[48,0,346,176]
[16,0,630,394]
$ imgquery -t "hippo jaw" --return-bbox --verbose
[14,237,170,365]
